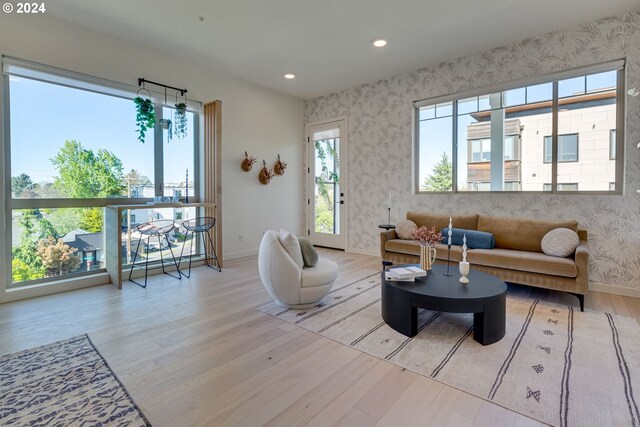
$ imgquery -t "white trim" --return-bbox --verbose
[0,273,110,303]
[590,282,640,299]
[224,248,259,260]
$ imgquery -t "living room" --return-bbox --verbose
[1,1,639,426]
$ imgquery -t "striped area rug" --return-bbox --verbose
[0,334,151,426]
[259,272,640,427]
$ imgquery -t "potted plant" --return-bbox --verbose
[134,96,156,143]
[174,102,188,139]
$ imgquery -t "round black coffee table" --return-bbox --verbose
[381,264,507,345]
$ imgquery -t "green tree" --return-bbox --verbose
[11,173,34,197]
[12,259,45,282]
[79,208,103,232]
[422,152,453,191]
[51,140,125,198]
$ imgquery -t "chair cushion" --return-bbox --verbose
[467,248,577,278]
[279,228,303,268]
[301,258,339,288]
[298,237,319,267]
[396,220,417,239]
[384,239,463,261]
[477,215,578,252]
[541,228,580,257]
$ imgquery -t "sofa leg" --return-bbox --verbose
[569,293,584,312]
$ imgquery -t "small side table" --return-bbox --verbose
[378,224,396,230]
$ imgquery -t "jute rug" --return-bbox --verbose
[259,272,640,427]
[0,334,151,426]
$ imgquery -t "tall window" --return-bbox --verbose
[415,61,623,193]
[4,58,199,287]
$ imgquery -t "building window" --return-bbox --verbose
[544,183,578,191]
[3,58,200,288]
[175,212,183,220]
[610,129,616,160]
[415,61,623,193]
[543,134,579,163]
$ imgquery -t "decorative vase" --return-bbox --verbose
[420,244,437,271]
[459,261,470,284]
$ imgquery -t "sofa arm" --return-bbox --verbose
[574,240,589,295]
[380,230,397,258]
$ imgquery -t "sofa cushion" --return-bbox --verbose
[279,228,304,268]
[384,239,463,262]
[439,228,495,249]
[541,228,580,257]
[477,216,578,252]
[406,212,479,232]
[396,219,417,239]
[467,248,577,278]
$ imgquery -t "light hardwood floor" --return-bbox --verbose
[2,249,639,427]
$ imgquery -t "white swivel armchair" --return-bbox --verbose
[258,230,339,308]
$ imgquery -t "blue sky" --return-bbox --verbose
[9,76,194,187]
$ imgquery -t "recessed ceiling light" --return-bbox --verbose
[372,38,387,48]
[284,73,295,79]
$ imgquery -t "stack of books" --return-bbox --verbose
[385,266,427,282]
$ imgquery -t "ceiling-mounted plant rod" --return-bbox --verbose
[138,78,187,97]
[135,78,189,143]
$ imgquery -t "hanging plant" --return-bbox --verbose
[160,119,173,142]
[174,99,188,140]
[134,90,156,143]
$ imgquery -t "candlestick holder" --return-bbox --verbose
[444,244,452,276]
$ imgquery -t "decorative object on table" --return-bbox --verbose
[241,151,257,171]
[410,226,441,271]
[258,160,275,185]
[445,217,453,276]
[459,233,470,284]
[0,335,151,426]
[185,169,189,203]
[134,86,155,143]
[387,266,426,280]
[274,153,287,175]
[173,92,188,140]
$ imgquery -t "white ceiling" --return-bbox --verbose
[47,0,638,100]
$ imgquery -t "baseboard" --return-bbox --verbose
[224,248,259,261]
[346,247,380,257]
[590,283,640,298]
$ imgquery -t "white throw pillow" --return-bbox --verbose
[541,228,579,257]
[396,220,418,240]
[279,228,304,268]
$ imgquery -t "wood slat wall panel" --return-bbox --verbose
[204,101,223,266]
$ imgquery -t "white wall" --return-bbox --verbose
[0,13,304,268]
[305,9,640,296]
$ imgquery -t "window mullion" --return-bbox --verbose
[551,81,559,193]
[154,104,164,198]
[452,101,458,193]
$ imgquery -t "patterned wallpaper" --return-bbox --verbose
[305,9,640,292]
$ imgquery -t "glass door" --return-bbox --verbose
[308,120,346,249]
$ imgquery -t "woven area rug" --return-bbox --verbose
[0,334,151,426]
[259,272,640,427]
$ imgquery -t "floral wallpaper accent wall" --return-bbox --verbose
[305,9,640,292]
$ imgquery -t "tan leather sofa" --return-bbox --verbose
[380,211,588,311]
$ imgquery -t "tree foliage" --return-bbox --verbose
[51,140,125,198]
[11,173,34,197]
[423,152,453,192]
[79,208,103,232]
[11,259,45,282]
[36,236,81,277]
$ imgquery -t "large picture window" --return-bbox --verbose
[415,61,624,193]
[3,58,200,287]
